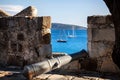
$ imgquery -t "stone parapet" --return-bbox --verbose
[88,28,115,41]
[87,15,113,25]
[0,16,51,67]
[0,8,11,17]
[15,6,37,17]
[87,15,120,72]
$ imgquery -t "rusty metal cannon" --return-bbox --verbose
[23,49,88,80]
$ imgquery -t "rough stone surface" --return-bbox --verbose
[87,15,113,24]
[0,8,11,17]
[88,28,115,41]
[88,41,114,57]
[0,68,120,80]
[100,57,120,72]
[15,6,37,17]
[87,15,120,72]
[80,58,97,71]
[46,74,68,80]
[0,16,51,67]
[60,60,81,73]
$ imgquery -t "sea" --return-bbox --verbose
[51,29,87,54]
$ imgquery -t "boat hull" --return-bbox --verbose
[57,40,67,43]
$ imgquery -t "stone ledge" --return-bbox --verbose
[14,6,37,17]
[88,23,114,29]
[87,15,113,24]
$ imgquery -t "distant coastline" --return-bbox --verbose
[52,23,87,30]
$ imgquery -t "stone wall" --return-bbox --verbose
[0,16,51,67]
[0,8,11,17]
[15,6,37,17]
[0,7,51,67]
[87,15,120,72]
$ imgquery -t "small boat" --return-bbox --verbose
[57,39,67,43]
[68,26,76,38]
[57,29,67,43]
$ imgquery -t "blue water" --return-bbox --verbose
[51,29,87,54]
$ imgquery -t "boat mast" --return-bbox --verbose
[71,26,75,37]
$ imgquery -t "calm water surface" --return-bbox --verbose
[51,29,87,54]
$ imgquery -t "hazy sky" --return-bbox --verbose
[0,0,110,27]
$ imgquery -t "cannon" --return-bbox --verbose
[23,49,88,80]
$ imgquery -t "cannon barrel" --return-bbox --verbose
[23,49,88,80]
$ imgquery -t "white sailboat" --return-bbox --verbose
[68,26,76,38]
[57,29,67,43]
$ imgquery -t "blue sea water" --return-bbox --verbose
[51,29,87,54]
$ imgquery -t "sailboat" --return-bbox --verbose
[57,29,67,43]
[68,26,76,38]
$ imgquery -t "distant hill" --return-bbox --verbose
[52,23,86,30]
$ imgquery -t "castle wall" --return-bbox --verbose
[0,16,51,67]
[87,15,120,72]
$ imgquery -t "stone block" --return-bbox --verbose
[0,8,11,17]
[41,29,51,44]
[0,41,8,65]
[15,6,37,17]
[87,28,92,41]
[38,16,51,29]
[88,28,115,41]
[0,16,52,67]
[60,60,80,72]
[88,41,114,58]
[80,58,97,71]
[87,15,113,24]
[0,18,8,30]
[36,44,52,59]
[48,74,67,80]
[17,33,25,41]
[87,15,119,73]
[100,57,120,72]
[0,40,9,50]
[88,23,114,29]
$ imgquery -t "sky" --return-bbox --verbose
[0,0,110,27]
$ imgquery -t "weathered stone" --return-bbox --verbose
[15,6,37,17]
[88,23,114,29]
[87,15,120,72]
[0,16,51,67]
[34,74,51,80]
[87,28,92,41]
[0,18,8,30]
[100,57,120,72]
[88,28,115,41]
[41,29,51,44]
[87,15,113,24]
[35,44,52,60]
[60,60,80,72]
[47,74,67,80]
[73,77,90,80]
[88,41,114,58]
[38,16,51,29]
[80,58,97,71]
[17,33,24,41]
[0,8,11,17]
[0,41,8,65]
